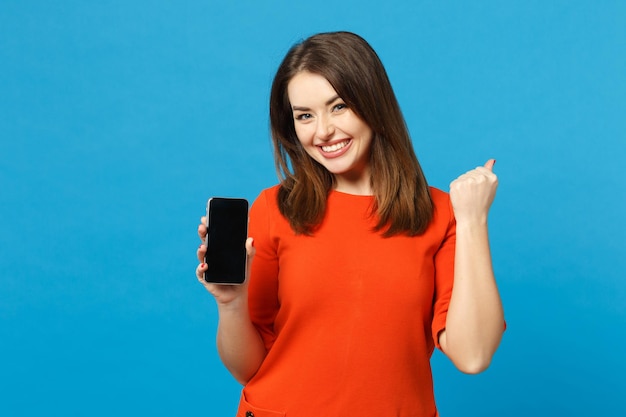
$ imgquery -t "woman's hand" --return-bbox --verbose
[196,216,256,306]
[449,159,498,224]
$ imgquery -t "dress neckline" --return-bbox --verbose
[329,189,374,198]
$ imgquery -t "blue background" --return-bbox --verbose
[1,1,624,415]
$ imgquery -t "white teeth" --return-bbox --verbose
[321,141,349,153]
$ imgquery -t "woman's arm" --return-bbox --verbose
[439,159,505,374]
[197,227,267,384]
[213,285,267,384]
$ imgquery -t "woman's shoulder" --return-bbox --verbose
[429,186,450,204]
[250,184,281,213]
[255,184,281,202]
[428,186,454,225]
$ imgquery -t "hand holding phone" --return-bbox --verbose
[203,197,249,285]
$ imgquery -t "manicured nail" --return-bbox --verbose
[200,263,206,268]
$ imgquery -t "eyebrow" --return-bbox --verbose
[291,95,341,111]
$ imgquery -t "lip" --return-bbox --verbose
[317,139,352,159]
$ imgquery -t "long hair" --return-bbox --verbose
[269,31,433,236]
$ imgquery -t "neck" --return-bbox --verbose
[333,177,373,196]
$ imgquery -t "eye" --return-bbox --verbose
[332,102,347,112]
[295,113,313,121]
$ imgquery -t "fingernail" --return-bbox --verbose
[493,159,497,165]
[200,263,206,268]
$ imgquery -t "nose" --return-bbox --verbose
[315,115,335,141]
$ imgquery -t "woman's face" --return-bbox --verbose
[287,71,374,194]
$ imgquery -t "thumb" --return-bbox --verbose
[484,158,496,171]
[246,237,256,256]
[246,237,256,265]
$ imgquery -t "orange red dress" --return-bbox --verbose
[236,185,456,417]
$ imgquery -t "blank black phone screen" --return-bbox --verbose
[204,197,249,284]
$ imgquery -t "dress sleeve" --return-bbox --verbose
[247,189,280,351]
[431,194,456,349]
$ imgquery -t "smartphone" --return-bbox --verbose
[204,197,249,285]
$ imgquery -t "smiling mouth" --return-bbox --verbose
[320,140,350,153]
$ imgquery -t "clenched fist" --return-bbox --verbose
[449,159,498,224]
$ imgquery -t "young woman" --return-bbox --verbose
[196,31,504,417]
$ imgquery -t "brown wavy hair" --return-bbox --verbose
[269,31,433,236]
